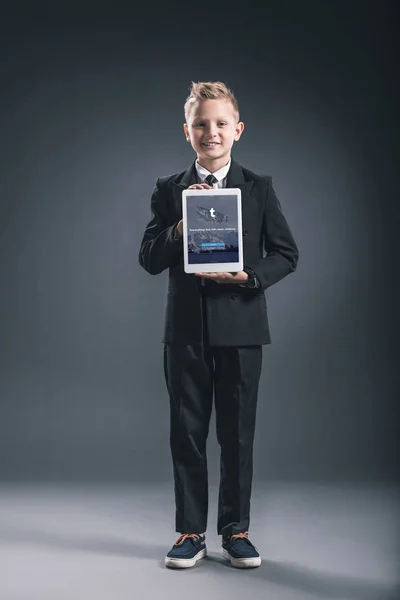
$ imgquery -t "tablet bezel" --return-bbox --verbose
[182,188,243,274]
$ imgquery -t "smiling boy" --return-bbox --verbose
[139,81,299,569]
[178,86,248,286]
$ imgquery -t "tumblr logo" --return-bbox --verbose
[209,208,215,218]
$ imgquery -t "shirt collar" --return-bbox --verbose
[195,159,231,183]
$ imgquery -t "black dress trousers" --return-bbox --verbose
[163,287,263,537]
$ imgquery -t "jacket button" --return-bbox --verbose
[231,294,238,300]
[243,228,248,236]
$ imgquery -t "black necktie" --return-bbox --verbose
[205,174,218,186]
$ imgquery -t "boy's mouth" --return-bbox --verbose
[201,142,221,148]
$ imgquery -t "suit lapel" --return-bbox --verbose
[226,158,255,232]
[171,162,197,217]
[226,157,254,197]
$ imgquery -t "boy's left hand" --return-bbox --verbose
[195,271,249,284]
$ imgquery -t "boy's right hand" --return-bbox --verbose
[187,184,213,190]
[176,183,213,236]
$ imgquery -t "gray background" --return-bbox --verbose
[0,1,398,484]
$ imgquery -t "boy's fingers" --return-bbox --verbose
[196,272,233,281]
[187,184,213,189]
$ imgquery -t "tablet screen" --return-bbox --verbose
[185,193,239,264]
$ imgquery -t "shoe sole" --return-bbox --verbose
[221,548,261,568]
[165,547,207,569]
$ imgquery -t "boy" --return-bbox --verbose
[138,81,299,569]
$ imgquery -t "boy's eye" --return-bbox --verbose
[218,122,227,126]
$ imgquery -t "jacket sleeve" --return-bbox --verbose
[138,178,183,275]
[246,177,299,291]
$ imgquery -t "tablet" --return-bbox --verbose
[182,188,243,273]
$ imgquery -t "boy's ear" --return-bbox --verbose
[183,123,190,141]
[234,121,245,141]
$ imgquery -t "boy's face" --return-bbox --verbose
[183,99,244,170]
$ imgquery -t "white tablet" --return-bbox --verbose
[182,188,243,274]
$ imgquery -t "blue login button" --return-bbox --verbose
[201,242,225,247]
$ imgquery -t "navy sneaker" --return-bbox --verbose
[165,533,207,568]
[221,531,261,568]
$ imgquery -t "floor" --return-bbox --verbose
[0,481,398,600]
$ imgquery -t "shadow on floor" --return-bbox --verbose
[205,551,398,599]
[0,522,166,560]
[1,523,398,599]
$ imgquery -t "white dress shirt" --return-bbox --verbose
[195,159,231,188]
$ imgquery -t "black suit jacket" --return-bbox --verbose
[138,158,299,346]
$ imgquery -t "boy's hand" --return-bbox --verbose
[195,271,249,284]
[187,184,214,190]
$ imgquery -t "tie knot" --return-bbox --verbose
[205,174,218,186]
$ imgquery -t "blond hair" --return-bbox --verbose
[184,81,240,122]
